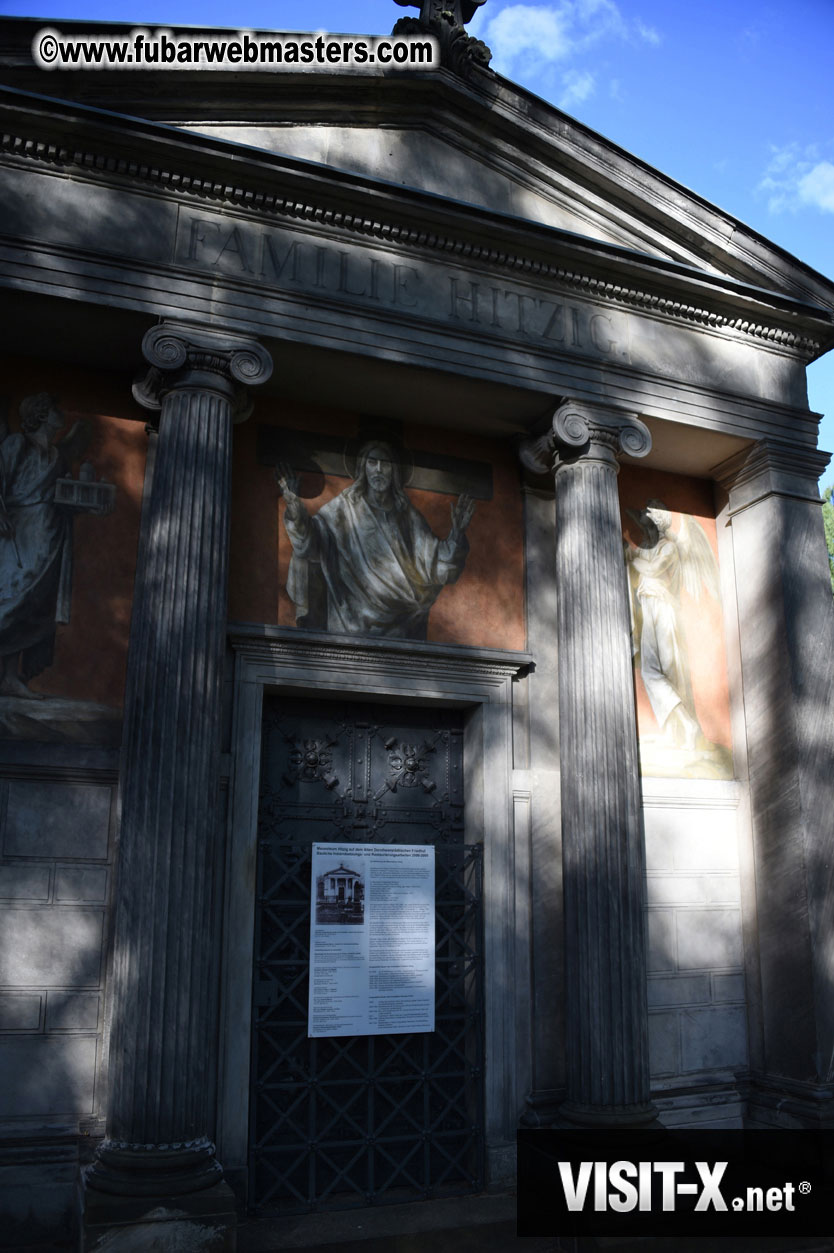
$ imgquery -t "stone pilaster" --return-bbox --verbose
[520,399,656,1127]
[518,485,564,1130]
[82,323,271,1238]
[713,439,834,1127]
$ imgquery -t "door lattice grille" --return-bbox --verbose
[250,699,484,1215]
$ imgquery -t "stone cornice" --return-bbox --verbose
[228,622,532,684]
[713,439,831,515]
[3,10,834,315]
[3,17,833,314]
[0,91,829,361]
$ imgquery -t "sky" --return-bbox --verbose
[2,0,833,484]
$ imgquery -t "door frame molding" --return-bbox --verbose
[218,624,533,1189]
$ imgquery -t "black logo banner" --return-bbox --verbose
[518,1129,834,1238]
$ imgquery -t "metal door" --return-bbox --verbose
[249,696,484,1214]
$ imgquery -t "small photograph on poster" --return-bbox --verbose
[308,842,435,1039]
[315,861,365,926]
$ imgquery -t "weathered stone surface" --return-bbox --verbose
[646,876,711,905]
[647,910,676,973]
[647,975,710,1008]
[648,1012,679,1077]
[703,876,741,904]
[0,992,42,1030]
[46,992,100,1031]
[646,874,741,906]
[0,909,103,986]
[54,866,108,902]
[643,807,739,871]
[676,910,744,971]
[712,973,746,1002]
[0,1036,97,1116]
[0,864,50,900]
[680,1006,748,1073]
[641,780,748,1095]
[4,781,111,859]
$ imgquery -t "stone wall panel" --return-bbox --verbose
[4,782,111,860]
[0,1036,98,1117]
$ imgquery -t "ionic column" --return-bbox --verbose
[84,324,271,1215]
[521,399,656,1127]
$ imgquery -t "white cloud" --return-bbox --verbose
[798,162,834,214]
[484,4,574,70]
[756,143,834,215]
[635,19,661,45]
[480,1,660,115]
[482,1,661,77]
[559,68,595,110]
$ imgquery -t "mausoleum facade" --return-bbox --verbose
[0,3,832,1247]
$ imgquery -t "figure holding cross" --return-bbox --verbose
[277,438,475,641]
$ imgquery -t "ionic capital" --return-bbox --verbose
[519,399,651,476]
[132,321,273,423]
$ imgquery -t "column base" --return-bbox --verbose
[558,1100,662,1129]
[78,1177,237,1252]
[85,1138,223,1196]
[519,1088,565,1127]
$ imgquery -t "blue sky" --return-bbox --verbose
[3,0,834,482]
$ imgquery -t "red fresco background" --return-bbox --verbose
[229,400,526,652]
[0,362,732,752]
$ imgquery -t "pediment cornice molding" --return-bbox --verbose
[2,15,834,314]
[0,99,829,361]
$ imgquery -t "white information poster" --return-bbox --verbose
[308,842,435,1038]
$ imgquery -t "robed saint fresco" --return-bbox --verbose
[277,440,475,640]
[0,393,92,698]
[0,392,118,741]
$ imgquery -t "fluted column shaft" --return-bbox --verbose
[88,323,271,1197]
[522,400,656,1127]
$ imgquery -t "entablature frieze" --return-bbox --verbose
[0,101,830,370]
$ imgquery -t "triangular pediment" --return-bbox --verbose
[177,118,691,264]
[0,14,832,314]
[155,64,834,314]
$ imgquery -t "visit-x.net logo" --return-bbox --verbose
[517,1130,834,1237]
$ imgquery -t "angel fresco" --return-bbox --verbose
[624,500,732,779]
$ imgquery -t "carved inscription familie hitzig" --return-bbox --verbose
[176,209,631,364]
